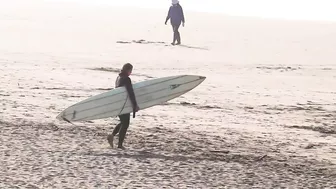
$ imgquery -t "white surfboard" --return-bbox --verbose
[56,75,206,122]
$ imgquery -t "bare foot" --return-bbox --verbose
[117,146,126,150]
[107,134,114,148]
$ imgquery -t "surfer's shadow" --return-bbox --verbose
[88,150,220,162]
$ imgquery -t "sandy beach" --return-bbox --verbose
[1,0,336,188]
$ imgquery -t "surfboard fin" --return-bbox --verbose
[61,116,76,126]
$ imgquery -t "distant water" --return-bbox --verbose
[44,0,336,21]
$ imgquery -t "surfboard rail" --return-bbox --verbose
[56,75,206,122]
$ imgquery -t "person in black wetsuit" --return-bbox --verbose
[107,63,139,149]
[165,0,185,45]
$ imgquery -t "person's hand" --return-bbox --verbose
[165,21,167,25]
[134,105,140,112]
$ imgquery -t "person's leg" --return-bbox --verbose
[117,113,130,149]
[175,23,181,45]
[107,117,122,148]
[171,25,176,45]
[112,123,121,136]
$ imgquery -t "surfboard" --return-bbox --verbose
[56,75,206,122]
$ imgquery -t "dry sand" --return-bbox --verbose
[1,1,336,188]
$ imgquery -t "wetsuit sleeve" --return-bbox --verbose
[124,77,137,108]
[165,7,172,23]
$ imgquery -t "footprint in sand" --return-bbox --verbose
[117,39,165,44]
[256,66,301,72]
[116,39,208,50]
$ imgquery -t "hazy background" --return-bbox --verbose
[36,0,336,21]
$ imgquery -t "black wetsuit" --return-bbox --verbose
[112,72,137,147]
[165,4,185,44]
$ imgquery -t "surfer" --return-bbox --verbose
[165,0,185,45]
[107,63,139,149]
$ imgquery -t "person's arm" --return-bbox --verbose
[124,77,138,117]
[180,6,185,24]
[165,7,172,24]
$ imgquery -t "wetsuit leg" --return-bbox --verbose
[112,122,121,136]
[117,113,130,148]
[108,119,121,148]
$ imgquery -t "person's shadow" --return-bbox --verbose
[116,39,209,50]
[177,44,209,51]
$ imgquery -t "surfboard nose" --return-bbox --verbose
[189,75,206,81]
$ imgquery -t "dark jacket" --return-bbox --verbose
[166,4,185,25]
[115,72,137,117]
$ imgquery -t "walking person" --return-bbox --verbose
[107,63,139,149]
[165,0,185,45]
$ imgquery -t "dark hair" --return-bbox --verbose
[121,63,133,72]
